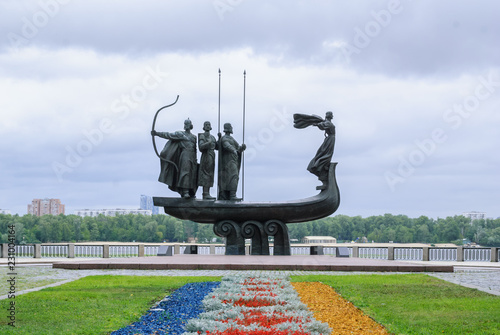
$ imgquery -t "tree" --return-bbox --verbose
[486,227,500,246]
[437,217,460,242]
[395,225,413,243]
[61,222,73,242]
[14,222,25,244]
[173,221,185,242]
[140,221,160,242]
[415,224,431,242]
[196,224,216,243]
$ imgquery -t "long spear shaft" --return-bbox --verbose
[217,69,222,200]
[218,69,221,134]
[242,70,246,201]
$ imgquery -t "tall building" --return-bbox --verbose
[140,194,160,215]
[28,198,65,216]
[462,211,486,223]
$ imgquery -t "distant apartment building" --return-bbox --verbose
[140,194,160,215]
[74,208,152,217]
[462,211,486,223]
[302,236,337,244]
[0,209,11,215]
[28,198,65,216]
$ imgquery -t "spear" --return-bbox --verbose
[217,69,222,200]
[218,68,221,135]
[242,70,246,201]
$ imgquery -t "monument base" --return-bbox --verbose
[213,219,290,256]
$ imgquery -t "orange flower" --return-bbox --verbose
[292,282,388,335]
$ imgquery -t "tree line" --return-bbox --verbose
[1,213,499,246]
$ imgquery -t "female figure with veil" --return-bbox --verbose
[294,111,335,189]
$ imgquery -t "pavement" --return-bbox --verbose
[4,255,500,272]
[50,255,456,272]
[2,256,499,297]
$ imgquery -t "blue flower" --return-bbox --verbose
[112,281,220,335]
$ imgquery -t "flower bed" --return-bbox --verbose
[183,274,330,335]
[111,274,389,335]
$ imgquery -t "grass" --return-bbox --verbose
[1,273,499,334]
[0,275,221,335]
[291,274,500,334]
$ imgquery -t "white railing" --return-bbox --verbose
[197,246,210,255]
[395,248,423,261]
[359,247,388,259]
[323,247,336,255]
[291,246,310,255]
[430,248,457,261]
[15,245,34,258]
[6,244,499,263]
[145,246,159,256]
[41,245,68,258]
[75,245,103,258]
[110,245,138,257]
[464,248,490,262]
[214,246,225,255]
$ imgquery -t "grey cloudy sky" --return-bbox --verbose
[1,0,499,218]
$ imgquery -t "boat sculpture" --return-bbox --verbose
[152,95,340,255]
[154,163,340,255]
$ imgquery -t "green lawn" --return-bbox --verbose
[0,275,221,335]
[291,274,500,334]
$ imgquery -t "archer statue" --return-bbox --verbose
[151,119,198,199]
[293,111,335,189]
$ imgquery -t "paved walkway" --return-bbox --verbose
[1,265,499,299]
[2,256,499,297]
[50,255,455,272]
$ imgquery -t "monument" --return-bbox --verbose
[152,74,340,255]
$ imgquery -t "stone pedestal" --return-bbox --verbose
[214,219,290,255]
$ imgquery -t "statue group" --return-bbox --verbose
[151,120,246,200]
[151,104,340,256]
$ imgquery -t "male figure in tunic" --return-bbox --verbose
[218,123,246,201]
[152,119,198,199]
[294,111,335,189]
[198,121,217,200]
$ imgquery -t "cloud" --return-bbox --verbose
[3,1,500,76]
[0,1,499,218]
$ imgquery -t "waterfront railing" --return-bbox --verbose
[3,243,499,263]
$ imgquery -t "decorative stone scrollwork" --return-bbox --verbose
[265,220,290,255]
[242,220,269,255]
[212,219,290,256]
[213,220,245,255]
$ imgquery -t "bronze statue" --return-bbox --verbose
[218,123,246,201]
[151,88,341,256]
[198,121,217,200]
[294,111,335,189]
[152,119,198,199]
